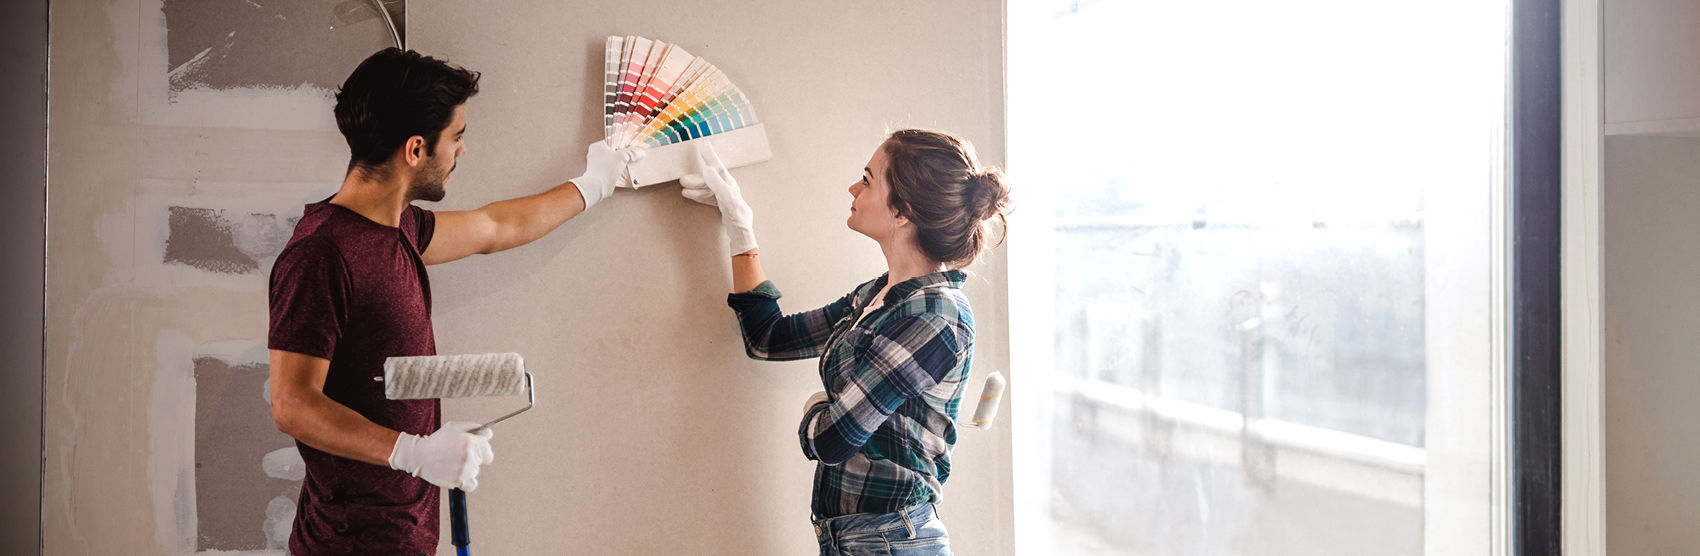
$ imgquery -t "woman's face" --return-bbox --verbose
[847,143,907,241]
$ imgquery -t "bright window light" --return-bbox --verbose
[1007,1,1511,554]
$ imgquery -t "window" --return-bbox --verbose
[1007,1,1512,554]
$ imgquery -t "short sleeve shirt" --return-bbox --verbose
[268,201,439,556]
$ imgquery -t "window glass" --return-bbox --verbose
[1008,1,1509,554]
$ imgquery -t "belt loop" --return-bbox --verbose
[813,513,830,547]
[900,505,918,539]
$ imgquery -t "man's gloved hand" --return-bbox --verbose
[388,421,495,491]
[803,391,830,414]
[572,140,645,210]
[678,142,758,254]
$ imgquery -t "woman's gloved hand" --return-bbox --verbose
[679,142,758,255]
[388,421,495,491]
[572,140,645,210]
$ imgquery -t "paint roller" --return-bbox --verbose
[379,352,534,556]
[959,371,1007,429]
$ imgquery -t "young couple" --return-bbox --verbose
[268,48,1010,556]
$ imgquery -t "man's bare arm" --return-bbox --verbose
[421,141,640,265]
[421,181,588,266]
[269,349,399,466]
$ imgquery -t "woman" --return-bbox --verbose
[681,129,1012,556]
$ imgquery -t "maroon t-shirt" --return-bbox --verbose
[268,201,440,556]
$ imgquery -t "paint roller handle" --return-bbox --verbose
[450,488,472,554]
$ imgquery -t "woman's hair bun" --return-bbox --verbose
[881,129,1014,269]
[968,167,1012,223]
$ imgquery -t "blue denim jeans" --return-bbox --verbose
[813,503,952,556]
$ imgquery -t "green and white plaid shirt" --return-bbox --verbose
[727,270,975,518]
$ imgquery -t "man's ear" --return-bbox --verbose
[402,135,427,168]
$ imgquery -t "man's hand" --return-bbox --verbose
[572,140,645,210]
[388,421,496,491]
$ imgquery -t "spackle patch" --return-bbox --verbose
[163,206,294,275]
[261,447,305,481]
[161,0,399,97]
[194,356,301,551]
[262,496,295,550]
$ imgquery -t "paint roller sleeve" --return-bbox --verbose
[383,353,528,400]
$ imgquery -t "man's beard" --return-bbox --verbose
[406,154,450,203]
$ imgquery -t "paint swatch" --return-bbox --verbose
[603,36,761,150]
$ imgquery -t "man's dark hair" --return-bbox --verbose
[334,48,480,174]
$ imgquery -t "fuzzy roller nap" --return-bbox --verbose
[384,352,529,400]
[382,352,535,556]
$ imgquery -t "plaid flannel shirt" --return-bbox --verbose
[727,270,975,518]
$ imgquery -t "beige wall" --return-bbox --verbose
[1603,0,1700,127]
[1603,135,1700,554]
[46,1,1011,555]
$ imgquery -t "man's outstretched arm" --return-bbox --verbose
[422,141,641,265]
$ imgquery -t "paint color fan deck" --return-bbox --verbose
[604,35,773,188]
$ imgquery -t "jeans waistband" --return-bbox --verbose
[813,503,936,542]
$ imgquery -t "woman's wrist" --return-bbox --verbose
[730,248,766,293]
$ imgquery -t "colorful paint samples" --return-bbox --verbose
[603,36,761,150]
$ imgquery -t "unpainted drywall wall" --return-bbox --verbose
[46,0,1012,555]
[1603,134,1700,554]
[1,0,47,554]
[1603,0,1700,125]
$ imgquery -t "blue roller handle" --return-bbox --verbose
[450,487,471,556]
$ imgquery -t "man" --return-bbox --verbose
[267,48,640,556]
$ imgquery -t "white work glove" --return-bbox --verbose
[388,421,495,491]
[803,391,830,414]
[678,142,758,254]
[571,140,645,210]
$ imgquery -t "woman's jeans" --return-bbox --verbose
[813,503,952,556]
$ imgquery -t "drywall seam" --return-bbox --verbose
[40,0,51,552]
[151,331,198,554]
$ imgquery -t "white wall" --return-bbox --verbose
[1602,135,1700,555]
[44,1,1012,555]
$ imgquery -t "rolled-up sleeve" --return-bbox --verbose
[727,281,856,361]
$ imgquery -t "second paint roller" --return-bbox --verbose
[381,352,534,556]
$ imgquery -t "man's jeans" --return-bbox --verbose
[813,503,952,556]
